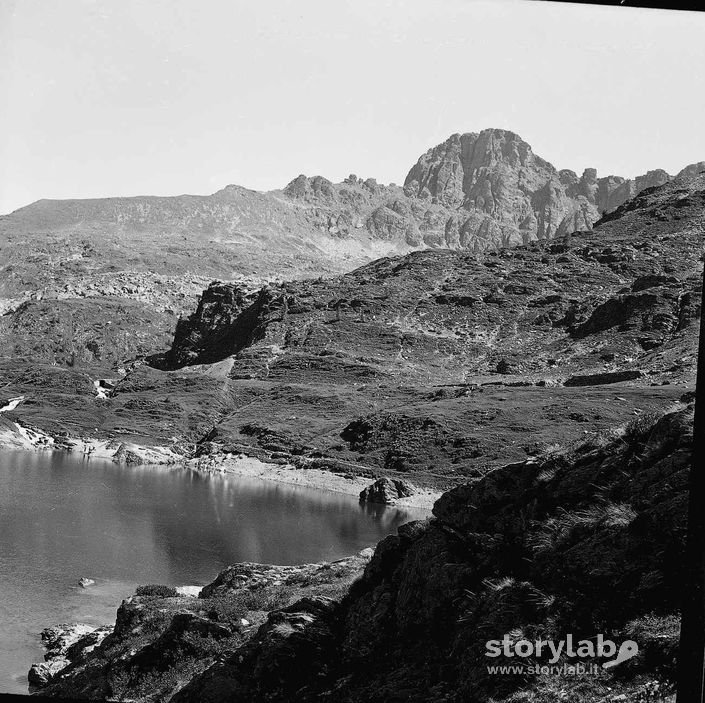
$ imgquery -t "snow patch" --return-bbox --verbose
[0,396,24,413]
[175,586,202,597]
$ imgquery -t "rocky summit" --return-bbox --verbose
[404,130,673,247]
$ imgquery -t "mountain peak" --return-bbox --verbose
[402,129,674,242]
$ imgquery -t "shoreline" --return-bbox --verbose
[189,454,441,510]
[0,418,440,510]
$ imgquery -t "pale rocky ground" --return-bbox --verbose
[191,454,440,509]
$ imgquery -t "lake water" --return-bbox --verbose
[0,450,429,694]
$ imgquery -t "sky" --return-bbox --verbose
[0,0,704,215]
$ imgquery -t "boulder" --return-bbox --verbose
[28,623,107,690]
[40,624,97,658]
[495,358,515,374]
[28,659,68,688]
[359,477,415,505]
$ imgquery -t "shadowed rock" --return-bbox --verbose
[359,477,416,505]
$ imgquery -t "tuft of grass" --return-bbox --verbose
[529,502,637,553]
[482,576,516,592]
[135,584,179,598]
[536,467,558,483]
[573,428,623,455]
[272,621,298,638]
[622,411,663,447]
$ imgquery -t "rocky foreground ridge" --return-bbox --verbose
[1,128,702,366]
[33,404,692,702]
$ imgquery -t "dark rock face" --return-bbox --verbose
[495,358,517,374]
[172,597,340,703]
[358,477,415,505]
[28,624,111,692]
[153,283,263,368]
[563,370,644,386]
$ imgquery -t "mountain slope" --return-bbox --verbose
[1,128,700,368]
[1,173,701,489]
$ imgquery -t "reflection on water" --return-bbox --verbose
[0,450,429,694]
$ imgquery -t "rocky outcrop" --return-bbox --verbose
[358,477,415,505]
[28,624,111,691]
[34,555,372,700]
[173,597,340,703]
[404,130,569,244]
[153,283,262,368]
[676,161,705,181]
